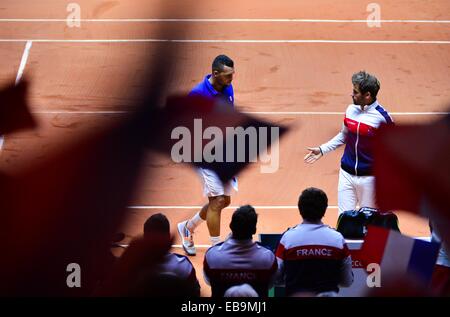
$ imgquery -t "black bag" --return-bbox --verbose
[369,210,400,232]
[336,209,370,239]
[336,207,400,239]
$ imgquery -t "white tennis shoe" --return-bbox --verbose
[177,220,196,256]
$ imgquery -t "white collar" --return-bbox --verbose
[361,99,379,111]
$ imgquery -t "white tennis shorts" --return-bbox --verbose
[198,168,238,197]
[337,168,376,214]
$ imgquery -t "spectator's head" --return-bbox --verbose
[211,55,235,87]
[230,205,257,240]
[224,283,259,297]
[298,187,328,222]
[143,213,170,240]
[351,71,380,106]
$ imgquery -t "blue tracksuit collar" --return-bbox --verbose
[204,74,220,96]
[204,74,233,97]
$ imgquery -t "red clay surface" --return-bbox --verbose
[1,0,449,296]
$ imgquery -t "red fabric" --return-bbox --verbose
[431,264,450,296]
[360,226,390,267]
[344,117,377,136]
[373,115,450,244]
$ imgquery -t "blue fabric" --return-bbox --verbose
[375,105,393,124]
[189,74,234,106]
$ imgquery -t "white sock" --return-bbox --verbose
[187,212,204,232]
[210,236,221,246]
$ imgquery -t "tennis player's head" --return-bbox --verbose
[212,54,235,87]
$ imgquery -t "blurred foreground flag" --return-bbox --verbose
[147,95,289,183]
[0,87,289,296]
[361,226,440,284]
[373,114,450,243]
[0,80,36,135]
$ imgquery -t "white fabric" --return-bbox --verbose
[198,168,237,197]
[187,211,204,232]
[210,236,221,246]
[337,168,376,214]
[224,283,259,297]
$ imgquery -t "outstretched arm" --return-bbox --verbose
[304,125,347,164]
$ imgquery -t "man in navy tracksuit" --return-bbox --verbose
[203,205,278,297]
[275,188,353,296]
[305,71,394,214]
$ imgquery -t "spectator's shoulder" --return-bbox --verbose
[254,242,277,266]
[322,225,347,246]
[172,252,195,266]
[205,241,225,257]
[280,225,299,239]
[255,241,276,255]
[323,224,342,235]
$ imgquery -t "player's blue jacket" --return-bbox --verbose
[189,74,234,106]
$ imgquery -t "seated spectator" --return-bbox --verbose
[203,205,277,297]
[138,213,201,297]
[275,187,353,296]
[128,270,200,297]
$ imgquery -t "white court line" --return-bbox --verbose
[32,110,129,114]
[171,244,212,249]
[1,18,450,23]
[127,205,338,209]
[245,111,450,116]
[31,110,450,116]
[1,40,33,151]
[1,39,450,44]
[15,40,32,85]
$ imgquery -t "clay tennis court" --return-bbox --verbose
[1,0,449,296]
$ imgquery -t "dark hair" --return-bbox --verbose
[352,71,380,100]
[298,187,328,222]
[143,213,170,238]
[212,55,234,72]
[229,205,257,240]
